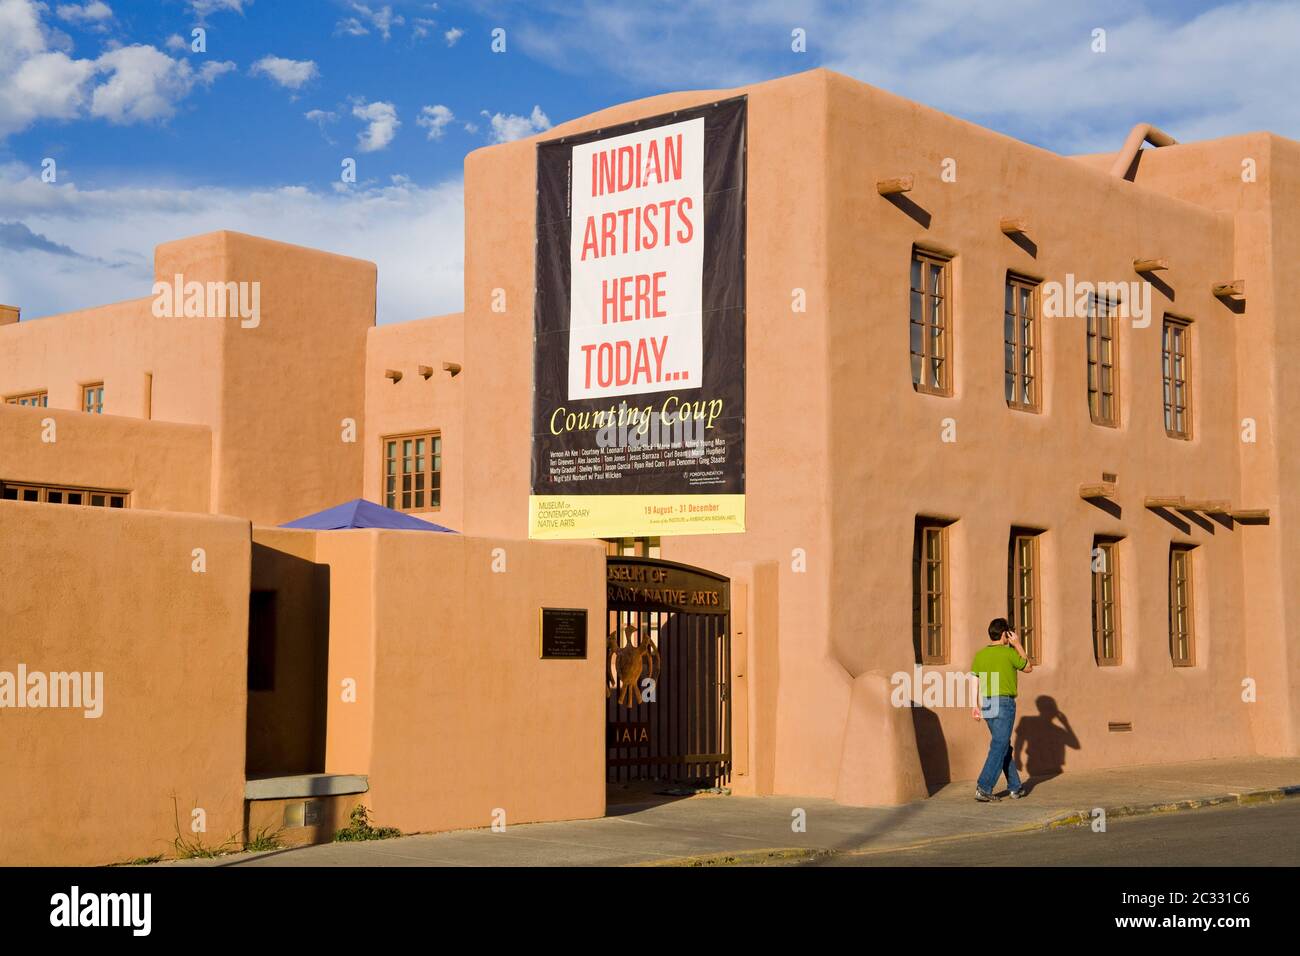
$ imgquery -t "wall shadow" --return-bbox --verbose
[1013,695,1081,792]
[910,706,950,796]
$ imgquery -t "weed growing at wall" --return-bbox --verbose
[334,805,401,842]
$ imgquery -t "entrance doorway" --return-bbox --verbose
[606,556,731,787]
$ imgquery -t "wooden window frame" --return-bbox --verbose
[1091,537,1122,666]
[81,382,104,415]
[1169,545,1196,666]
[4,390,48,407]
[1086,293,1120,427]
[909,250,953,396]
[1004,275,1041,412]
[382,430,443,513]
[1008,529,1042,664]
[0,481,130,508]
[914,519,951,665]
[1162,316,1193,440]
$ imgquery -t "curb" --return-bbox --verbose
[1042,783,1300,829]
[647,783,1300,866]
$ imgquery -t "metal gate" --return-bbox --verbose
[606,557,731,786]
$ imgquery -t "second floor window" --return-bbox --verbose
[1091,537,1121,665]
[1,481,128,508]
[909,250,951,395]
[913,519,950,664]
[383,431,442,512]
[1163,317,1191,439]
[1008,530,1041,664]
[1169,545,1195,666]
[5,391,48,407]
[1086,293,1119,426]
[82,383,104,414]
[1004,275,1040,411]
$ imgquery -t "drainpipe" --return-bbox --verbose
[1109,123,1178,179]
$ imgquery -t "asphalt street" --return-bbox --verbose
[818,798,1300,866]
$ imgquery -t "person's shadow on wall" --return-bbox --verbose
[1013,696,1080,793]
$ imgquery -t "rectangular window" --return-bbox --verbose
[82,383,104,414]
[383,431,442,512]
[1086,293,1119,426]
[0,481,128,507]
[1163,317,1191,439]
[913,519,950,664]
[1004,275,1040,411]
[1008,530,1041,664]
[1091,537,1121,665]
[4,391,47,407]
[1169,545,1195,666]
[909,250,951,395]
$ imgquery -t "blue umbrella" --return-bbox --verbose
[279,498,457,533]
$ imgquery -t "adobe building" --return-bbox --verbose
[2,68,1299,865]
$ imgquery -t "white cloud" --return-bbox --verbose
[444,27,463,46]
[0,161,465,326]
[417,103,453,140]
[480,104,550,143]
[91,46,234,124]
[412,17,434,40]
[352,98,400,151]
[334,16,367,37]
[55,1,112,24]
[164,33,189,53]
[339,2,403,40]
[188,0,250,17]
[250,55,318,91]
[0,1,235,137]
[502,0,1300,153]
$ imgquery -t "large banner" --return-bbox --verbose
[530,97,747,540]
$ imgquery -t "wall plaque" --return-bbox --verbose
[540,607,588,659]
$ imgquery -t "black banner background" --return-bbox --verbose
[531,97,747,506]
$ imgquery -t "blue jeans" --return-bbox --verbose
[977,695,1021,794]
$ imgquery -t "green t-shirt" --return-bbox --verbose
[971,643,1027,698]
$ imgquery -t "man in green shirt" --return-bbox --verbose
[970,617,1032,802]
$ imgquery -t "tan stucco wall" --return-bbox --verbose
[0,503,249,865]
[451,68,1286,802]
[2,67,1296,833]
[0,404,212,512]
[0,230,375,525]
[312,529,606,833]
[363,314,465,531]
[1103,133,1300,758]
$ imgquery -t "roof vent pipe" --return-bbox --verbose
[1109,123,1178,179]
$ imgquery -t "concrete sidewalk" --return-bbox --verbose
[169,756,1300,867]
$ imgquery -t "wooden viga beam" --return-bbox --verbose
[1144,496,1185,509]
[1133,257,1169,273]
[1212,279,1245,298]
[1079,482,1117,500]
[1180,500,1232,514]
[876,176,913,196]
[1000,217,1029,235]
[1230,508,1270,523]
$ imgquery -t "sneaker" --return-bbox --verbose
[1008,788,1027,799]
[974,788,1000,802]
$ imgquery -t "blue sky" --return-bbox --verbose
[2,0,1298,323]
